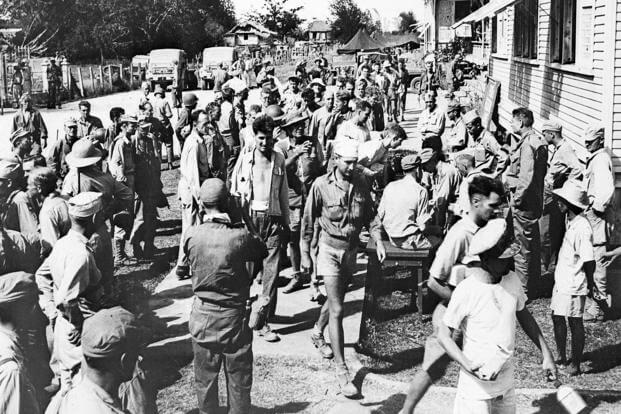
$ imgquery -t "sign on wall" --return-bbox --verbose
[479,78,500,130]
[455,24,472,38]
[438,27,455,43]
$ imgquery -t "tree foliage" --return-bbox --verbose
[329,0,381,43]
[245,0,305,39]
[1,0,236,61]
[398,11,418,34]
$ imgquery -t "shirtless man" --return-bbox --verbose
[231,115,289,343]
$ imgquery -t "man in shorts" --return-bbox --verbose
[400,176,505,413]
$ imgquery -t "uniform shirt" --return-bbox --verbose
[282,89,302,113]
[442,116,467,152]
[152,96,173,127]
[39,194,71,246]
[504,129,548,218]
[77,115,104,139]
[49,230,102,320]
[356,139,389,176]
[429,215,479,283]
[309,105,334,147]
[0,328,40,414]
[443,270,526,399]
[11,108,47,146]
[0,228,49,275]
[418,105,445,137]
[544,139,583,206]
[59,376,126,414]
[134,132,161,197]
[467,129,506,172]
[429,161,462,229]
[584,148,614,213]
[275,138,324,208]
[230,149,290,225]
[177,129,228,207]
[61,166,133,220]
[302,169,374,249]
[185,216,268,308]
[47,136,79,179]
[108,135,135,184]
[174,107,193,143]
[335,119,371,143]
[554,214,594,296]
[370,174,432,241]
[4,191,39,235]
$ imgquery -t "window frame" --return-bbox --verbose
[513,0,539,60]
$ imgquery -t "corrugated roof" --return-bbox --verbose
[226,21,277,37]
[308,20,331,33]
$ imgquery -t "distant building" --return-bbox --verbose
[223,21,277,47]
[307,20,333,43]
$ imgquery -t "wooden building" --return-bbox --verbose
[307,20,333,43]
[223,21,277,47]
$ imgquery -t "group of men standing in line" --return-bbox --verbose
[0,47,618,414]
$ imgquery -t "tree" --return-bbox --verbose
[246,0,305,39]
[398,11,418,34]
[329,0,380,43]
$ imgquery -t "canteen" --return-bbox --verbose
[556,385,588,414]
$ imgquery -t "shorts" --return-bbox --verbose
[551,289,585,317]
[454,387,516,414]
[316,243,357,278]
[289,207,302,233]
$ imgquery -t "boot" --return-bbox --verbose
[114,239,129,267]
[132,241,143,260]
[166,147,174,170]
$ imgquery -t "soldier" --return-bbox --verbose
[36,166,71,246]
[464,110,507,177]
[176,107,228,280]
[231,115,289,343]
[417,92,445,140]
[104,107,125,156]
[62,139,133,288]
[12,64,23,108]
[109,115,138,264]
[46,57,62,109]
[130,119,162,259]
[76,101,104,139]
[539,121,583,279]
[442,101,467,153]
[11,93,48,155]
[139,81,150,109]
[152,85,175,166]
[8,129,33,174]
[418,53,440,100]
[301,140,375,397]
[219,86,241,180]
[140,101,167,164]
[174,92,198,156]
[184,178,267,414]
[47,118,80,179]
[504,108,548,297]
[3,163,42,235]
[335,99,372,143]
[282,76,302,113]
[582,124,615,322]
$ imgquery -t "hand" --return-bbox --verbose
[542,356,557,381]
[301,251,312,270]
[68,327,81,346]
[376,241,386,263]
[602,248,621,267]
[465,360,484,377]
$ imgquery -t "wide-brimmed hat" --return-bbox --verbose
[153,84,165,96]
[464,218,518,263]
[553,179,589,210]
[282,111,309,129]
[66,138,103,168]
[9,129,31,145]
[309,78,326,88]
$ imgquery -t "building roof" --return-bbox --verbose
[226,21,277,37]
[307,20,331,33]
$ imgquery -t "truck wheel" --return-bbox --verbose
[150,81,156,91]
[410,78,421,93]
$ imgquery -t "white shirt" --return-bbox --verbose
[335,119,371,143]
[429,215,479,283]
[443,270,526,399]
[554,214,594,296]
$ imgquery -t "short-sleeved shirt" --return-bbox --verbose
[443,270,526,399]
[554,214,594,296]
[428,215,479,283]
[335,119,371,143]
[60,377,126,413]
[39,195,71,246]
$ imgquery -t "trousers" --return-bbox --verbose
[131,196,158,248]
[190,299,253,414]
[511,209,541,297]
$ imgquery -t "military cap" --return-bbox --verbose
[463,110,481,125]
[199,178,228,206]
[9,129,31,145]
[447,100,461,112]
[542,120,562,133]
[583,124,605,142]
[333,139,359,160]
[465,218,518,262]
[119,115,138,124]
[401,154,421,171]
[82,306,143,359]
[64,118,78,127]
[68,191,103,218]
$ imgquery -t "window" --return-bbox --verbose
[513,0,538,59]
[550,0,576,64]
[492,11,509,56]
[244,34,249,41]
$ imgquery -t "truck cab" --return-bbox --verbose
[199,47,238,90]
[146,48,186,91]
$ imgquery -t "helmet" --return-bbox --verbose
[182,93,198,107]
[265,104,285,121]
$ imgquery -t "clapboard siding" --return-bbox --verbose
[490,1,608,155]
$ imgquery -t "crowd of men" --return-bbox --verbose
[0,49,617,414]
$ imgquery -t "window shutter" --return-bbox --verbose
[577,3,593,68]
[550,0,561,62]
[529,0,538,59]
[492,16,498,54]
[562,0,576,63]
